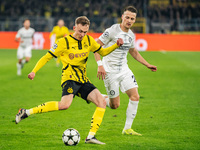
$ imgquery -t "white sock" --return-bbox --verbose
[102,94,110,108]
[17,63,21,69]
[26,109,30,116]
[124,100,139,130]
[22,59,26,64]
[17,63,22,75]
[87,132,95,139]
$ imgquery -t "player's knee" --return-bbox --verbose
[58,102,70,110]
[110,103,120,109]
[96,98,106,108]
[129,94,140,101]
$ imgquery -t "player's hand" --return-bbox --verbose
[147,65,157,72]
[117,38,123,47]
[97,66,106,80]
[28,72,35,80]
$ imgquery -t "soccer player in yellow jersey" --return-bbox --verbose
[50,19,69,41]
[50,19,70,66]
[15,16,123,145]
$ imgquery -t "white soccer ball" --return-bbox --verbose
[62,128,80,146]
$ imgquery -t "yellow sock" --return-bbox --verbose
[89,107,105,135]
[29,101,58,115]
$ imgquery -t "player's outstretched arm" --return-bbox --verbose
[28,72,35,80]
[97,38,123,56]
[28,52,53,80]
[129,48,157,72]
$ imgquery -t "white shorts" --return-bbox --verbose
[104,69,138,98]
[17,45,32,59]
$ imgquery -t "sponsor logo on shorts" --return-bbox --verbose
[110,90,115,96]
[67,87,73,93]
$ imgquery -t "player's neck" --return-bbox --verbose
[120,24,129,32]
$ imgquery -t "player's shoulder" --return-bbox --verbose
[107,24,120,32]
[85,34,96,44]
[29,27,35,32]
[128,29,135,38]
[18,27,25,32]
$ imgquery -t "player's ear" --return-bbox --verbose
[73,26,76,31]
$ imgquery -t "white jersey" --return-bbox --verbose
[16,27,35,47]
[99,24,135,73]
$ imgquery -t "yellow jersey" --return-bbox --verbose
[32,34,119,86]
[50,26,69,41]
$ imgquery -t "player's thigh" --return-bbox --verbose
[120,69,138,93]
[24,46,32,58]
[59,94,74,109]
[87,88,106,108]
[104,73,120,98]
[17,47,24,59]
[77,82,105,107]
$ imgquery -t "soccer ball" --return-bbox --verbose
[62,128,80,146]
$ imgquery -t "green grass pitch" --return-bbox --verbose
[0,49,199,150]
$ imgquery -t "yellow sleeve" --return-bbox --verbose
[32,52,53,73]
[32,37,66,73]
[89,36,119,56]
[96,43,119,56]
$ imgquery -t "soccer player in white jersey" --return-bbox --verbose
[15,19,35,75]
[94,6,157,135]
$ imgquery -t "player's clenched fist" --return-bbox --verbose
[28,72,35,80]
[117,38,123,47]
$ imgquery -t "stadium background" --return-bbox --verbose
[0,0,200,51]
[0,0,200,149]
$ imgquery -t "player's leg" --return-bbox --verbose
[122,87,141,135]
[16,47,23,75]
[85,88,106,144]
[22,46,32,67]
[77,82,106,144]
[120,71,141,135]
[103,72,120,109]
[15,81,77,124]
[15,95,74,124]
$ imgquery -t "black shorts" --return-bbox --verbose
[62,80,96,103]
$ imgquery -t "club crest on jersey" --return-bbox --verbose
[84,44,88,49]
[69,53,74,60]
[67,87,73,93]
[103,31,109,38]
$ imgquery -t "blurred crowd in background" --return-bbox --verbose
[0,0,200,33]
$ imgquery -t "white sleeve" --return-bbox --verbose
[99,28,112,45]
[16,29,21,38]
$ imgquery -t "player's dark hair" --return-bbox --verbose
[124,6,137,14]
[75,16,90,26]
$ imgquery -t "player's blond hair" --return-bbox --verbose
[75,16,90,26]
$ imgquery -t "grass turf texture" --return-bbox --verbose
[0,49,199,150]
